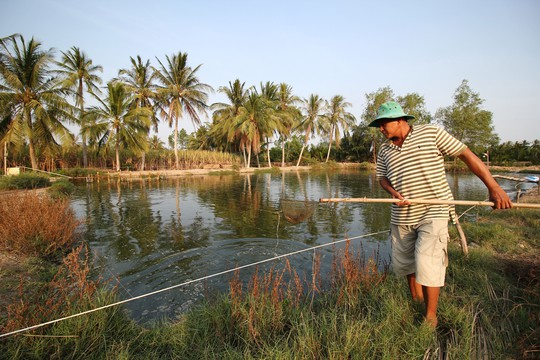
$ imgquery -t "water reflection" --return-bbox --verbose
[71,170,519,322]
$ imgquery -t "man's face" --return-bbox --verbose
[378,118,401,139]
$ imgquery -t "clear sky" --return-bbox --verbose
[2,0,539,143]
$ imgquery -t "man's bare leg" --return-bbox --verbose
[408,274,440,327]
[407,273,424,302]
[422,286,440,327]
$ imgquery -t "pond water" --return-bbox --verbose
[70,169,531,323]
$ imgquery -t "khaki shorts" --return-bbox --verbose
[390,219,449,287]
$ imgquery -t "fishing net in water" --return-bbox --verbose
[280,199,316,224]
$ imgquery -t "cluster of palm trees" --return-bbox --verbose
[0,33,357,171]
[210,80,355,168]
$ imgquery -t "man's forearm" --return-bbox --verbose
[379,177,401,199]
[457,148,500,190]
[457,148,512,208]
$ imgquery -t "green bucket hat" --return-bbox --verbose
[368,101,415,127]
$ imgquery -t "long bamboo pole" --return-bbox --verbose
[319,197,540,209]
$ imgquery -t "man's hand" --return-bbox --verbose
[489,188,513,209]
[379,177,411,206]
[393,193,411,207]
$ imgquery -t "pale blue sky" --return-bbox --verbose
[2,0,539,142]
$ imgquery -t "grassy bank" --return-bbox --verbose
[0,192,538,359]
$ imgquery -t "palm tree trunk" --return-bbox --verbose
[80,106,88,168]
[246,144,252,168]
[115,134,121,171]
[325,125,334,163]
[325,143,332,163]
[242,145,247,168]
[28,139,38,170]
[78,81,88,168]
[297,127,311,167]
[174,119,179,169]
[266,136,271,168]
[26,114,38,170]
[82,135,88,168]
[141,152,146,171]
[281,140,286,167]
[296,144,306,167]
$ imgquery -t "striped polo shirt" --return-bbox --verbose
[376,124,467,225]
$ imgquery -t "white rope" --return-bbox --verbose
[0,230,389,339]
[455,198,487,221]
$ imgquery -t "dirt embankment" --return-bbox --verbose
[488,165,540,173]
[93,164,540,180]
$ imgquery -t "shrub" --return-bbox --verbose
[48,179,76,199]
[0,173,50,190]
[0,193,81,259]
[56,168,98,177]
[357,161,374,170]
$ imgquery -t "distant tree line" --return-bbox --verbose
[1,34,538,173]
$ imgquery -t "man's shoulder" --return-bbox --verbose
[412,124,440,132]
[411,124,448,140]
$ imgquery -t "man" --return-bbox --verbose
[370,101,512,326]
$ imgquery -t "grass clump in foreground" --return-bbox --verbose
[1,244,140,360]
[1,206,538,359]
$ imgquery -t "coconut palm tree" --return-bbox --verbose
[322,95,356,163]
[210,79,249,152]
[296,94,324,166]
[0,34,75,170]
[55,46,102,168]
[85,81,152,171]
[153,52,212,169]
[233,90,279,168]
[275,82,301,167]
[258,81,281,167]
[213,79,248,118]
[149,135,165,151]
[117,55,159,170]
